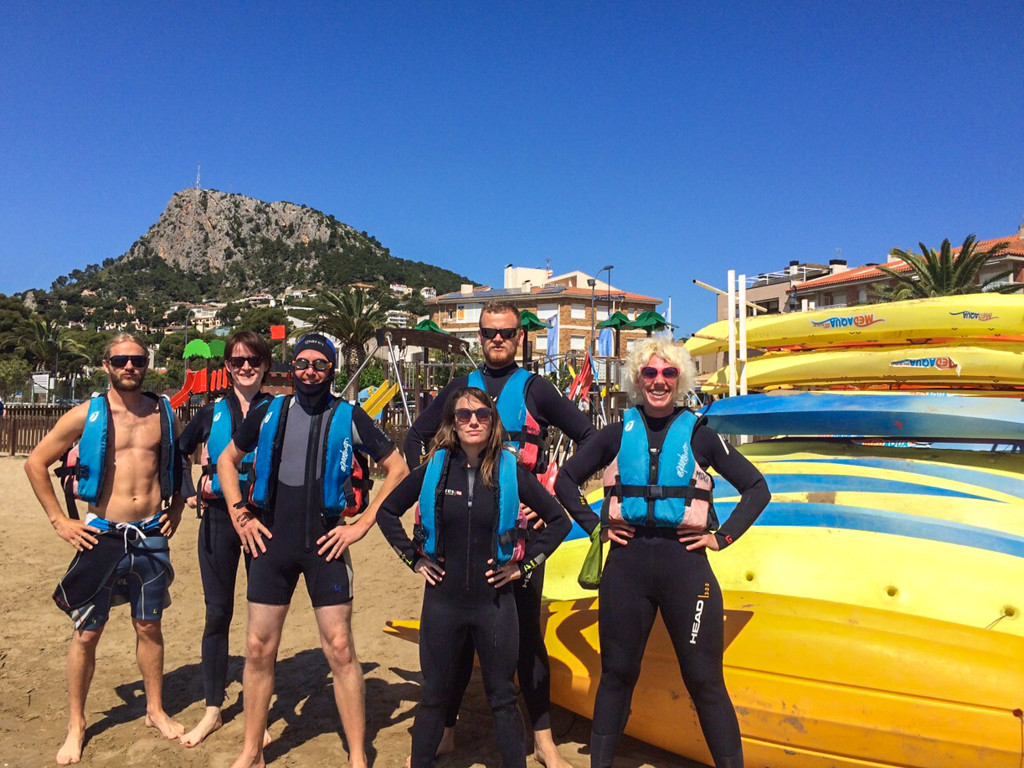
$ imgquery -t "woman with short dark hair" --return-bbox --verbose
[177,330,273,747]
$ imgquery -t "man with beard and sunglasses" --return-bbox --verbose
[216,333,408,768]
[404,300,593,768]
[25,333,186,765]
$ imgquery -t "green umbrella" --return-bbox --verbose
[518,309,549,366]
[630,310,676,337]
[413,318,450,367]
[414,318,449,334]
[596,311,632,359]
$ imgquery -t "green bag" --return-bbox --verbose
[577,524,604,590]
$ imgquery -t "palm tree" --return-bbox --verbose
[310,287,387,399]
[1,316,89,401]
[875,234,1015,301]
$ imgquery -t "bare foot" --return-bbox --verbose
[404,726,455,768]
[263,728,272,748]
[228,751,266,768]
[533,728,573,768]
[56,723,86,765]
[180,707,223,747]
[145,710,185,740]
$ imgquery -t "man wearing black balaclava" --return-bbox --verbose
[216,333,409,768]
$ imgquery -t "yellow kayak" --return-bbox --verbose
[685,294,1024,356]
[543,592,1024,767]
[699,343,1024,394]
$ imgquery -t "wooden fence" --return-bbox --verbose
[2,402,205,456]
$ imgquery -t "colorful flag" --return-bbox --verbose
[568,352,594,401]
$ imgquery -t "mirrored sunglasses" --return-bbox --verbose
[639,366,679,380]
[479,327,518,340]
[454,407,493,424]
[293,358,333,372]
[107,355,148,369]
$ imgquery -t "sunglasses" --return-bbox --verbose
[639,366,679,380]
[107,355,148,369]
[293,358,333,372]
[479,327,518,340]
[227,355,262,370]
[454,407,492,424]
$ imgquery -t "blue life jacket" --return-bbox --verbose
[57,393,178,519]
[200,397,259,500]
[468,367,546,471]
[413,447,524,565]
[249,396,368,518]
[602,407,717,530]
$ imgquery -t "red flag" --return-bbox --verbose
[568,353,594,401]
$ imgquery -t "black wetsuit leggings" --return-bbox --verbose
[591,531,743,768]
[444,563,551,731]
[197,501,250,708]
[412,588,525,768]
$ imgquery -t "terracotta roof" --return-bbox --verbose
[795,260,911,289]
[794,233,1024,290]
[431,284,661,304]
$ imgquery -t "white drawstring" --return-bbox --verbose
[114,521,148,552]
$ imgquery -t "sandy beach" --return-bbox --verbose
[0,456,693,768]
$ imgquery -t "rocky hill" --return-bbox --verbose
[31,189,471,325]
[123,188,470,294]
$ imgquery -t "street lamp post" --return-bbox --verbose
[599,265,613,387]
[48,334,60,404]
[587,278,597,355]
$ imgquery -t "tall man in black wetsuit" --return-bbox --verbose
[219,334,409,768]
[405,300,594,768]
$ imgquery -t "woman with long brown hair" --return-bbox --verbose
[377,386,570,768]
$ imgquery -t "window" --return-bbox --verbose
[535,335,548,352]
[536,304,558,321]
[456,303,482,323]
[570,304,585,319]
[570,335,586,350]
[596,306,609,322]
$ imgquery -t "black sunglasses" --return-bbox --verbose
[454,407,492,424]
[227,355,263,370]
[107,355,148,369]
[293,358,333,372]
[479,327,518,340]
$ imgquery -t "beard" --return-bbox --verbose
[109,370,145,392]
[483,343,517,369]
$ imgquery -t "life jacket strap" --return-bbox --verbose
[506,428,544,446]
[497,525,527,548]
[604,483,712,502]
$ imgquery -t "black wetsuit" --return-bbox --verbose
[404,363,594,732]
[378,449,571,768]
[233,395,395,606]
[555,409,770,768]
[178,392,272,709]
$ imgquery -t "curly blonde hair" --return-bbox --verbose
[622,338,697,406]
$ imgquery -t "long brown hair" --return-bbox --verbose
[426,387,508,486]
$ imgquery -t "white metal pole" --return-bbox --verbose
[738,275,748,396]
[727,270,737,398]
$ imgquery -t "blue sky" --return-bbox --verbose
[2,1,1021,334]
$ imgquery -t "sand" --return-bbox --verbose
[0,456,694,767]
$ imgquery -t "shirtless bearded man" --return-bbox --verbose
[25,333,185,764]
